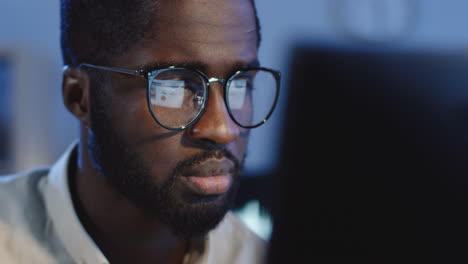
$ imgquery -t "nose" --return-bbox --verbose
[187,80,240,147]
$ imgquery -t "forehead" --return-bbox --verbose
[157,0,257,41]
[120,0,258,74]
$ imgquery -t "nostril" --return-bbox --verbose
[198,138,225,150]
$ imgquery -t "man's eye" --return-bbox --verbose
[182,81,201,93]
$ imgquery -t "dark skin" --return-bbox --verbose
[62,0,258,263]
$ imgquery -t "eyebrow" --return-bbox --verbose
[137,60,261,75]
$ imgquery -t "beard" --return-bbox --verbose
[88,88,242,239]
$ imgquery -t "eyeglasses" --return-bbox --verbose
[78,63,281,131]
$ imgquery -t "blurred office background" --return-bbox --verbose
[2,0,468,240]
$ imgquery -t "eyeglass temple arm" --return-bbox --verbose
[78,63,145,77]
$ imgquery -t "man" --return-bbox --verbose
[0,0,280,263]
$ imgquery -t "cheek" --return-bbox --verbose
[232,129,250,160]
[107,77,165,141]
[105,79,185,180]
[140,141,183,184]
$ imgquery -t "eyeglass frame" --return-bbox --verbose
[77,63,281,131]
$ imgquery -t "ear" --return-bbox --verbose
[62,65,91,127]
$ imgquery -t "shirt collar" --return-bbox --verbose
[41,142,109,264]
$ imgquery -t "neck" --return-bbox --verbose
[70,137,189,264]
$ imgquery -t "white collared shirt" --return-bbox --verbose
[0,143,266,264]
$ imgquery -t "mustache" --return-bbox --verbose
[172,149,241,177]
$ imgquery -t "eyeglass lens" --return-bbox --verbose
[148,68,277,129]
[226,69,277,127]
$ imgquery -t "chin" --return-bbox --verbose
[152,183,239,239]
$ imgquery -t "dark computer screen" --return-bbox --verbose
[267,43,468,260]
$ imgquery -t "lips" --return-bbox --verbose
[179,159,235,196]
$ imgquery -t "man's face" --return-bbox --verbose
[88,0,258,238]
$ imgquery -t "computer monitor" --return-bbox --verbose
[267,43,468,260]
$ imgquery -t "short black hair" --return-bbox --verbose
[60,0,261,66]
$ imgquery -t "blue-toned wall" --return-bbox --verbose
[1,0,468,174]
